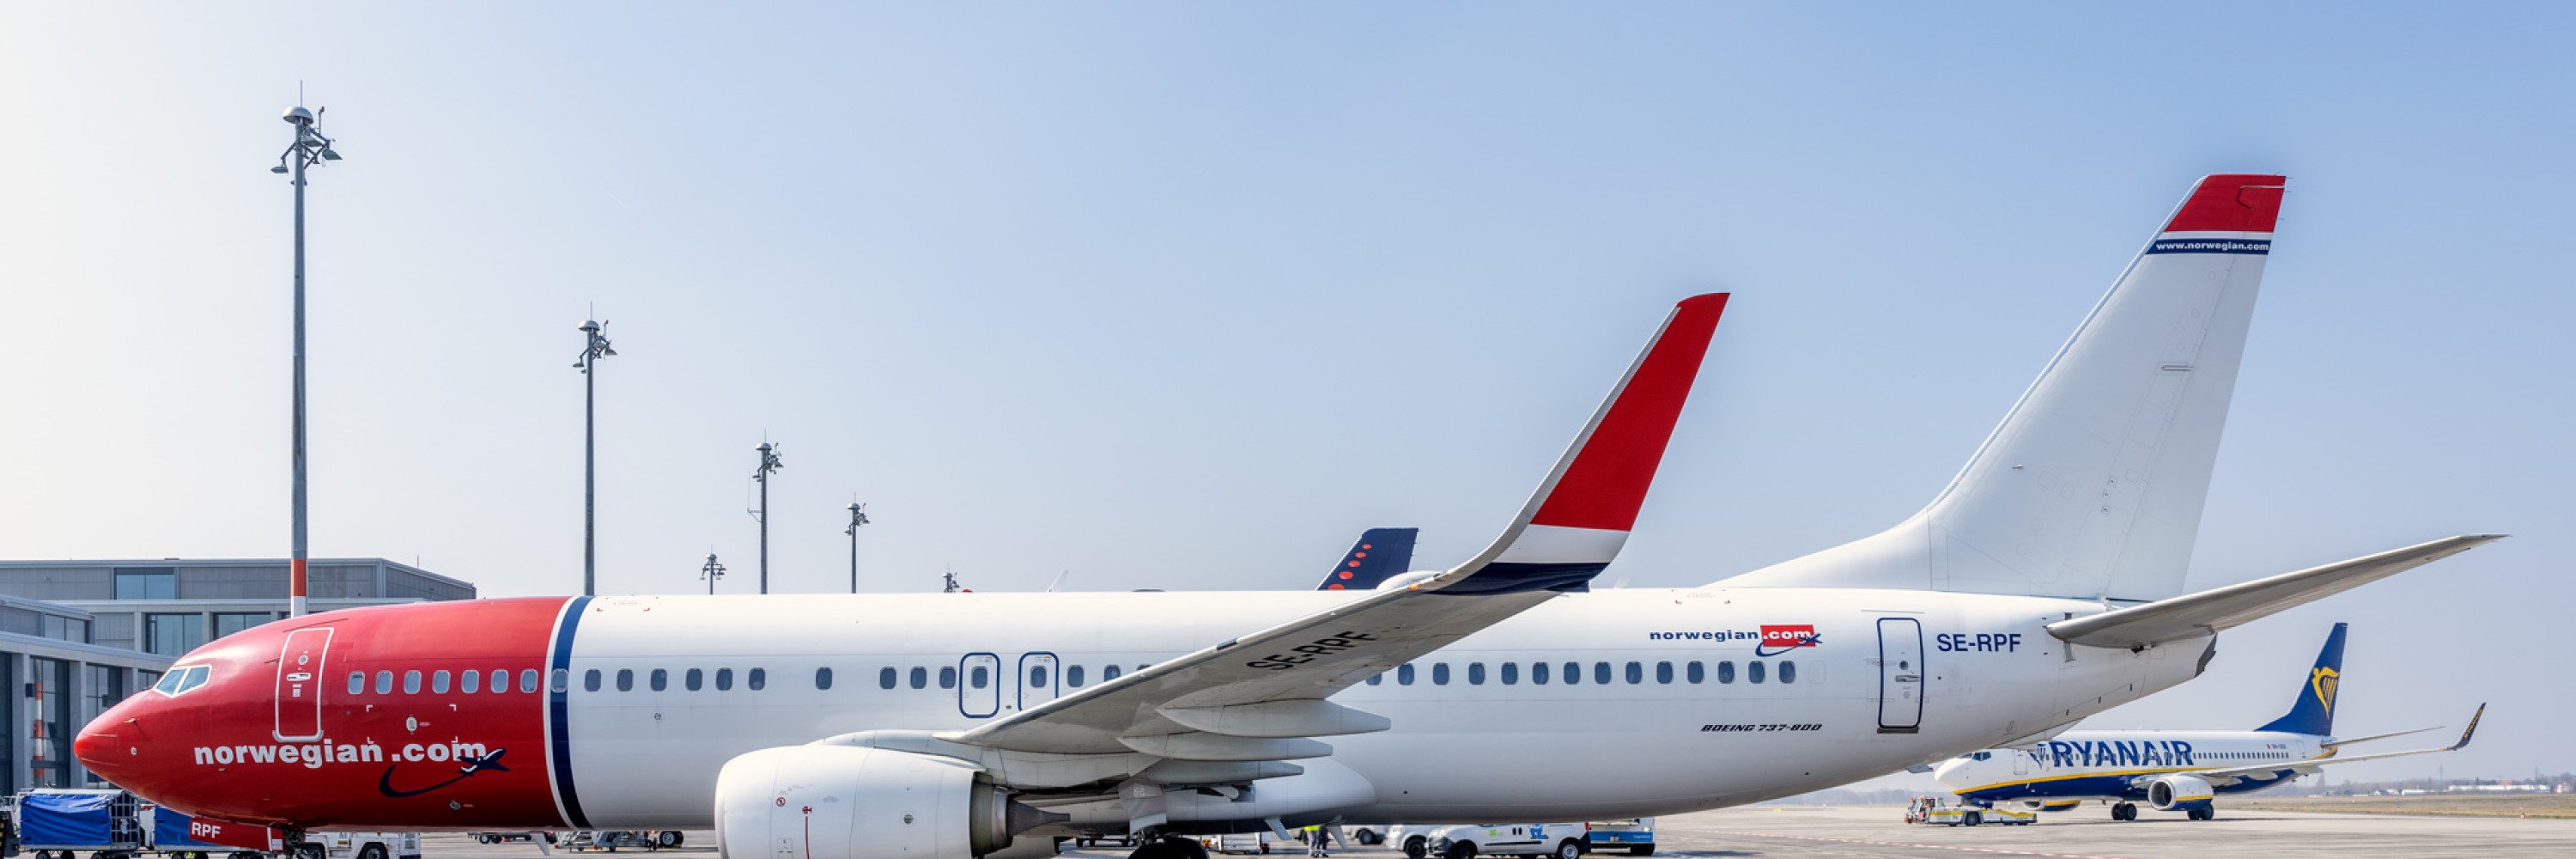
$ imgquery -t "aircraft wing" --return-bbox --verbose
[2196,704,2483,787]
[952,294,1728,758]
[2046,535,2504,650]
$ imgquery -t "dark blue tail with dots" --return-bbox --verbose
[1317,528,1418,590]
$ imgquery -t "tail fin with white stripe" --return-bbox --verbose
[1723,175,2285,601]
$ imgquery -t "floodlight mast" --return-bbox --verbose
[701,552,726,596]
[273,103,342,618]
[575,319,616,596]
[751,442,783,594]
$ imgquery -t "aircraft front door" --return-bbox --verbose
[273,627,332,741]
[1877,618,1924,734]
[1017,652,1060,711]
[959,653,1000,718]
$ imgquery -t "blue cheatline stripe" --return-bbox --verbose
[1429,561,1604,595]
[549,595,594,829]
[2146,237,2270,255]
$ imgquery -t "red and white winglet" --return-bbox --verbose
[1432,293,1728,594]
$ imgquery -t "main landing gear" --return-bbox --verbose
[2110,802,2136,821]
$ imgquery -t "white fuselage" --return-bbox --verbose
[554,588,2207,829]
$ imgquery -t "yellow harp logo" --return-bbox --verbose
[2311,667,2339,714]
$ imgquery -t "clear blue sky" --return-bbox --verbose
[3,4,2567,785]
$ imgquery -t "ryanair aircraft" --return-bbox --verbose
[1932,624,2483,821]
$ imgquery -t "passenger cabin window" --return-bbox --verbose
[616,669,635,691]
[1532,661,1550,685]
[1500,662,1518,685]
[938,667,957,690]
[1366,673,1382,685]
[1564,662,1581,685]
[1656,661,1674,684]
[1625,661,1643,685]
[1594,662,1612,685]
[1467,663,1485,685]
[879,667,897,690]
[908,667,927,689]
[816,667,833,690]
[1068,666,1086,687]
[1397,664,1415,685]
[749,668,767,691]
[1103,665,1122,682]
[432,670,452,694]
[377,670,394,694]
[524,669,542,693]
[347,672,365,695]
[651,669,669,691]
[1748,661,1767,684]
[1686,661,1705,684]
[1779,661,1797,684]
[584,669,602,692]
[461,669,482,694]
[969,665,988,689]
[716,668,735,691]
[1027,666,1046,688]
[550,669,568,693]
[690,668,706,691]
[1718,661,1735,684]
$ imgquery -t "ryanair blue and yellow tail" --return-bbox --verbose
[1317,527,1419,590]
[2257,623,2347,735]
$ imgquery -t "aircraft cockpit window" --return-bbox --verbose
[161,664,213,695]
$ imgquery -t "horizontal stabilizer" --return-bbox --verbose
[2048,535,2503,649]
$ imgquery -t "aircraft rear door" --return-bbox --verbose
[1877,618,1924,734]
[273,627,332,741]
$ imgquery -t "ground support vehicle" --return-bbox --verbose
[560,832,681,852]
[1196,833,1271,855]
[1425,825,1588,859]
[1582,820,1653,857]
[313,832,419,859]
[1905,797,2033,827]
[15,790,143,859]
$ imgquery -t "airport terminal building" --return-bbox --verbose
[0,558,477,791]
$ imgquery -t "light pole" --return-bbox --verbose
[270,103,342,618]
[574,320,616,596]
[700,553,726,595]
[751,442,783,594]
[844,502,870,594]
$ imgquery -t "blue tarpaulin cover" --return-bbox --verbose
[152,808,222,848]
[17,791,113,847]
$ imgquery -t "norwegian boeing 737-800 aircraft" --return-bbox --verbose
[78,175,2498,859]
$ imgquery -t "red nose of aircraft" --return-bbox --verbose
[73,598,574,829]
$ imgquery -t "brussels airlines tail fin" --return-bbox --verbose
[1722,175,2288,601]
[1319,528,1419,591]
[2257,623,2348,735]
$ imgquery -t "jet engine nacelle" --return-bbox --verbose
[2145,774,2215,813]
[716,746,1054,859]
